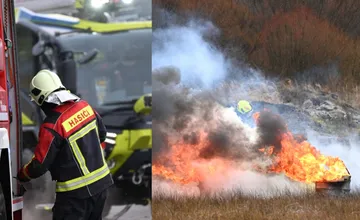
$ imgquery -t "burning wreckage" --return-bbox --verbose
[152,99,351,194]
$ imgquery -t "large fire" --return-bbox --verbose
[258,132,349,183]
[152,131,234,184]
[152,111,350,186]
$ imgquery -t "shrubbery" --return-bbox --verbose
[153,0,360,106]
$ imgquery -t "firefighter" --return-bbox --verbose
[234,99,255,126]
[16,69,114,220]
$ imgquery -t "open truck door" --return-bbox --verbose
[0,0,24,219]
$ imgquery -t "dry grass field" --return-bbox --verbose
[152,191,360,220]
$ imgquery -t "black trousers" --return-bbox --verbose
[52,189,108,220]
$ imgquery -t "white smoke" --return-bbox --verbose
[153,171,311,198]
[152,20,304,197]
[22,149,55,220]
[152,21,230,89]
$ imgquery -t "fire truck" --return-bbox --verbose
[0,0,24,220]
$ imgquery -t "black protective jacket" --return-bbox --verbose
[22,100,113,198]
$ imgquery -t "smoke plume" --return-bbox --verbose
[22,149,55,220]
[152,20,229,89]
[152,19,307,197]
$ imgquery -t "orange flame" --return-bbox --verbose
[153,111,350,185]
[253,112,260,123]
[263,132,350,183]
[152,131,233,184]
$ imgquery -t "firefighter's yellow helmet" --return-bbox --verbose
[29,69,66,106]
[237,100,252,114]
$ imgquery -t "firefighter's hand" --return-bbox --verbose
[16,168,31,183]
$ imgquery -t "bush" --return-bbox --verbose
[153,0,360,106]
[248,6,351,77]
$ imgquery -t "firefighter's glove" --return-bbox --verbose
[16,168,31,183]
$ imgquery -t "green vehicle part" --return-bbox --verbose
[22,112,34,126]
[33,18,152,33]
[75,0,86,9]
[15,13,152,33]
[107,128,151,175]
[133,93,151,115]
[71,20,152,32]
[106,94,152,175]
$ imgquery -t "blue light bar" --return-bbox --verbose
[16,7,80,26]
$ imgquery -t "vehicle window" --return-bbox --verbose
[16,24,37,91]
[16,24,40,125]
[59,28,152,108]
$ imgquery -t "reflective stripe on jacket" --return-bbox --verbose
[23,100,113,198]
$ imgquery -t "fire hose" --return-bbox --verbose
[104,204,133,220]
[132,163,151,185]
[14,176,134,219]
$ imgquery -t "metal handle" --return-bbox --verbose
[131,163,151,185]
